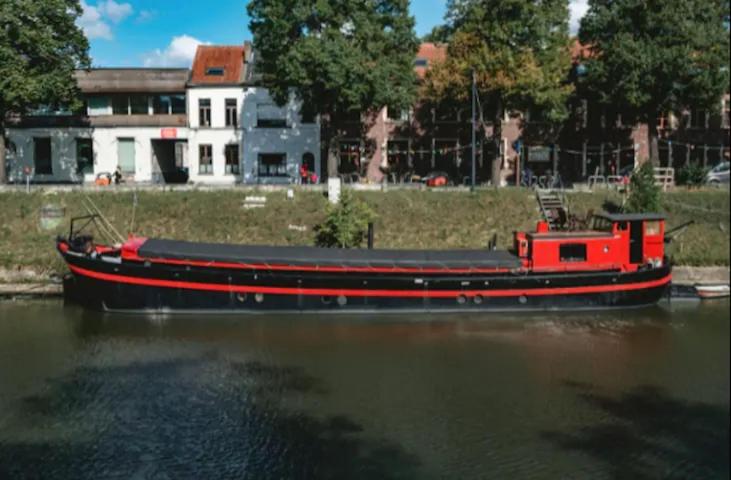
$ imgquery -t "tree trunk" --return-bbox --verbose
[491,97,503,187]
[0,124,6,184]
[647,108,660,166]
[327,132,340,180]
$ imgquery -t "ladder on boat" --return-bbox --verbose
[536,190,568,231]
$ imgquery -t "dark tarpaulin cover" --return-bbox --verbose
[138,239,521,269]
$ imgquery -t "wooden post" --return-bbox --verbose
[703,144,708,167]
[582,141,588,179]
[685,144,691,166]
[552,145,558,177]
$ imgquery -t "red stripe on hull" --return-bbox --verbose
[68,264,672,299]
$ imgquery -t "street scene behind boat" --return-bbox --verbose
[0,0,729,478]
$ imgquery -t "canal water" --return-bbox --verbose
[0,301,728,479]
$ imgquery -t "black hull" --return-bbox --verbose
[61,251,672,314]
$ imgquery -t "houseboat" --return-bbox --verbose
[57,213,671,313]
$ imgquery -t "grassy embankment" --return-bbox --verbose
[0,188,728,276]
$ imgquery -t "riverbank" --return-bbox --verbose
[0,188,728,277]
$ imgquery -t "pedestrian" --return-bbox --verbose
[113,166,123,185]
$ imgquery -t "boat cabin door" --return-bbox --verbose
[629,221,644,264]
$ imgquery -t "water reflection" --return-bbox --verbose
[0,300,728,479]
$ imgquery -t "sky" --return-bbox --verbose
[80,0,589,68]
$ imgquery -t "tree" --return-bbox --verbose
[315,190,376,248]
[423,0,573,186]
[625,162,661,213]
[247,0,419,179]
[0,0,90,184]
[579,0,730,165]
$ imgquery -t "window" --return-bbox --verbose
[559,244,587,263]
[338,141,361,174]
[301,109,316,124]
[258,153,287,177]
[205,67,225,76]
[87,96,110,116]
[153,95,172,115]
[34,138,52,174]
[117,138,135,174]
[257,103,287,128]
[388,107,410,122]
[199,99,211,127]
[433,106,459,123]
[171,95,186,114]
[112,95,129,115]
[645,221,662,236]
[76,138,93,175]
[199,144,213,174]
[387,140,409,172]
[130,95,149,115]
[414,58,428,67]
[225,144,239,174]
[689,108,708,129]
[657,112,669,130]
[225,99,238,127]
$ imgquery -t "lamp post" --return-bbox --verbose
[471,69,477,192]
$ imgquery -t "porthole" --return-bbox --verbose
[337,295,348,306]
[473,295,484,305]
[236,293,247,303]
[255,293,265,304]
[519,295,528,305]
[457,295,468,305]
[321,296,333,305]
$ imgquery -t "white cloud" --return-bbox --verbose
[570,0,589,35]
[78,1,113,40]
[98,0,133,23]
[142,35,210,67]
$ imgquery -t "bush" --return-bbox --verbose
[676,163,709,187]
[314,190,376,248]
[625,162,661,213]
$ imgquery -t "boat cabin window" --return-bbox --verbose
[560,244,587,263]
[645,220,661,236]
[617,222,629,231]
[592,216,613,232]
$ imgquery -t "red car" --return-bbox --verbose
[424,171,450,187]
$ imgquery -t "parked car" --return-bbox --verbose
[423,171,451,187]
[705,161,729,185]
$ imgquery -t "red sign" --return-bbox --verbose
[160,128,177,139]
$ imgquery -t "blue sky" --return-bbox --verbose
[80,0,586,67]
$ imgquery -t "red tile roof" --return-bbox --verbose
[190,45,246,85]
[415,43,447,78]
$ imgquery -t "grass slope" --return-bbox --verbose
[0,188,728,275]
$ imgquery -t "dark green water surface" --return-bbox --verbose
[0,300,728,479]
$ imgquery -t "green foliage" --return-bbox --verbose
[0,0,90,182]
[425,0,573,120]
[579,0,730,162]
[625,162,662,213]
[247,0,419,125]
[676,164,709,187]
[315,191,376,249]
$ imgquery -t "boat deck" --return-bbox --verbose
[137,239,522,269]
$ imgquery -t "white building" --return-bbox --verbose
[5,43,320,185]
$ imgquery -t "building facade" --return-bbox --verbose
[5,43,320,185]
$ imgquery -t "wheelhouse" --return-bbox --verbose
[514,213,666,273]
